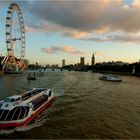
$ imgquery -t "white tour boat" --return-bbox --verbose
[0,88,55,129]
[99,75,122,82]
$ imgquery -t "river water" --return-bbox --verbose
[0,70,140,139]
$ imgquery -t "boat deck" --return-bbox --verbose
[22,88,46,101]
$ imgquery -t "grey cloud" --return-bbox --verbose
[20,1,140,34]
[2,0,140,42]
[83,34,140,43]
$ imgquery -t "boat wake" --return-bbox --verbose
[16,110,49,132]
[54,86,72,98]
[52,79,78,98]
[0,128,15,135]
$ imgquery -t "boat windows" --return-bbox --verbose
[4,108,16,121]
[32,95,48,110]
[11,107,21,120]
[22,93,31,100]
[15,97,21,102]
[49,90,51,97]
[21,89,47,100]
[8,97,21,103]
[23,106,30,118]
[0,109,4,119]
[0,103,3,108]
[0,110,9,121]
[18,107,26,119]
[0,106,30,121]
[10,99,16,102]
[22,89,47,100]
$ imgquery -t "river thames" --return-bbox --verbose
[0,70,140,139]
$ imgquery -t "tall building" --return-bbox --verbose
[80,57,85,65]
[62,59,65,67]
[91,53,95,66]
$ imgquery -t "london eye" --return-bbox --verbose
[2,3,26,73]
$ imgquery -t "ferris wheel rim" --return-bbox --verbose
[5,2,25,60]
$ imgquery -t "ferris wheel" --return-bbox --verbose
[2,3,26,72]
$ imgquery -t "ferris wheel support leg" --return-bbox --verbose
[1,54,8,64]
[1,56,9,71]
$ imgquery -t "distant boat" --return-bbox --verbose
[99,75,122,82]
[27,72,36,80]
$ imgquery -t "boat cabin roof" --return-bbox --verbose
[6,95,21,102]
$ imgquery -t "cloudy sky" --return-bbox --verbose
[0,0,140,66]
